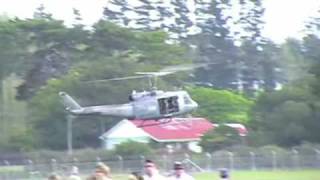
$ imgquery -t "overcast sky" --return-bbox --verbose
[0,0,319,43]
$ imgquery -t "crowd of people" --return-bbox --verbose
[47,159,230,180]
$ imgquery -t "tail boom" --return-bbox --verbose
[59,92,134,118]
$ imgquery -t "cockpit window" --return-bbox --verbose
[184,95,192,104]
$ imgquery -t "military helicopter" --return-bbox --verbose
[59,64,203,121]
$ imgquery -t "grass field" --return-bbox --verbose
[111,170,320,180]
[16,169,320,179]
[194,170,320,180]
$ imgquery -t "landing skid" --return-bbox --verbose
[137,118,172,127]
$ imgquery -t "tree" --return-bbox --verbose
[0,19,32,151]
[248,15,320,146]
[234,0,281,93]
[199,125,241,152]
[33,4,53,20]
[188,87,253,123]
[192,0,239,90]
[114,141,153,156]
[236,0,265,45]
[103,0,129,25]
[279,39,310,83]
[0,19,30,80]
[238,40,281,94]
[249,82,320,146]
[14,15,89,100]
[103,0,192,40]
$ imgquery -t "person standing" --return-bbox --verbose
[68,166,81,180]
[142,159,165,180]
[128,172,144,180]
[167,162,195,180]
[218,168,230,180]
[48,173,62,180]
[87,162,112,180]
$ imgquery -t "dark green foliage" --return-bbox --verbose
[114,141,153,156]
[250,82,320,146]
[199,125,241,152]
[247,15,320,147]
[192,0,239,90]
[188,87,253,123]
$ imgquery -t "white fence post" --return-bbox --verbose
[292,149,300,169]
[271,151,277,171]
[51,159,57,173]
[205,152,212,171]
[140,155,145,167]
[27,159,33,173]
[250,152,256,170]
[117,155,123,172]
[4,160,10,179]
[162,155,168,171]
[228,151,234,171]
[315,149,320,168]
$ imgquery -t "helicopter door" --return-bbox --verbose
[158,96,179,115]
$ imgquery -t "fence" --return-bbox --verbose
[1,150,320,179]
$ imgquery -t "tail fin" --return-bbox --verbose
[59,92,82,111]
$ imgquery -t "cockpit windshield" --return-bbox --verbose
[183,94,193,104]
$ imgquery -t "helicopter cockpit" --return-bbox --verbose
[157,91,197,115]
[158,96,179,114]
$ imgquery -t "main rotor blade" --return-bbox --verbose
[159,63,209,73]
[135,63,212,77]
[86,75,146,83]
[135,71,174,76]
[85,63,215,84]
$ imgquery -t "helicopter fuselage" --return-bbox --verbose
[59,90,198,120]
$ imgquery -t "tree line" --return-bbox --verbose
[0,1,319,152]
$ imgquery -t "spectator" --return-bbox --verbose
[219,168,230,180]
[167,161,195,180]
[128,171,144,180]
[48,173,61,180]
[86,173,108,180]
[68,166,81,180]
[142,159,165,180]
[87,162,112,180]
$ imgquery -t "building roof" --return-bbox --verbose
[99,120,149,140]
[130,118,213,142]
[100,118,248,143]
[218,123,248,137]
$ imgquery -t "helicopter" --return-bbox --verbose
[59,64,203,121]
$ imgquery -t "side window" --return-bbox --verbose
[158,98,167,114]
[158,96,179,114]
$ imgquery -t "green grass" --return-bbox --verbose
[20,170,320,180]
[0,165,24,173]
[195,170,320,180]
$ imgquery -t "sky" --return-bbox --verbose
[0,0,319,43]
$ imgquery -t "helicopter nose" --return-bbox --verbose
[188,99,198,110]
[193,101,199,109]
